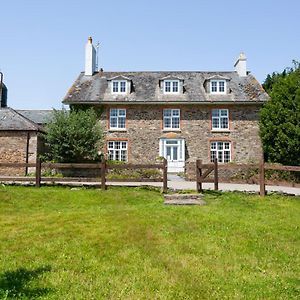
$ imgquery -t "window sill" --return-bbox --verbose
[211,129,230,133]
[108,129,127,132]
[162,129,181,132]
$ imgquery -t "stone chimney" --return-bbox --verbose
[85,36,96,76]
[234,52,247,77]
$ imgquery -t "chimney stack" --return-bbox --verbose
[234,52,247,77]
[85,36,96,76]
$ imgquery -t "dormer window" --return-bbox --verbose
[210,80,226,94]
[164,80,179,94]
[112,80,127,94]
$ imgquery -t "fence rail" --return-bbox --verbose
[196,158,300,196]
[0,158,168,192]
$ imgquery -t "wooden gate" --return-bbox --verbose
[196,158,218,192]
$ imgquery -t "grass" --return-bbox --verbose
[0,186,299,299]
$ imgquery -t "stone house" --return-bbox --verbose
[0,108,42,175]
[63,37,269,176]
[0,77,52,176]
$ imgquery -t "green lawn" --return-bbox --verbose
[0,186,299,299]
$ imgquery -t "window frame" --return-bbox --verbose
[211,108,229,131]
[109,108,126,130]
[163,108,180,130]
[210,141,231,163]
[163,80,180,94]
[107,141,128,162]
[210,80,226,94]
[111,80,127,94]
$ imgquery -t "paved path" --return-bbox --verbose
[107,181,300,196]
[1,176,300,196]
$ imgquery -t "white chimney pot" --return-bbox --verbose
[234,52,247,77]
[85,36,96,76]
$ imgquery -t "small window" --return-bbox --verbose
[210,80,226,94]
[210,141,231,163]
[108,141,127,161]
[164,80,179,94]
[109,108,126,129]
[163,109,180,130]
[212,109,229,130]
[112,80,127,94]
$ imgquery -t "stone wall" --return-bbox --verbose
[0,131,38,176]
[97,104,263,178]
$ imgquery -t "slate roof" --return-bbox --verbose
[63,71,269,105]
[0,108,41,131]
[17,110,53,125]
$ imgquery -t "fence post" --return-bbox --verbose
[196,159,202,193]
[101,159,106,190]
[163,158,168,193]
[259,158,266,196]
[35,157,41,188]
[214,157,218,191]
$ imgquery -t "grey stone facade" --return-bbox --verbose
[98,103,263,177]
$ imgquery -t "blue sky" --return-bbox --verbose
[1,0,299,109]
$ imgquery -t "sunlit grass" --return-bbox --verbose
[0,186,299,299]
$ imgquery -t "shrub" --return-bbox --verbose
[43,109,103,163]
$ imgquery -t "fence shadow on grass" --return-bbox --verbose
[0,266,52,299]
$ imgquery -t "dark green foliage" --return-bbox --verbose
[260,61,300,165]
[44,109,102,162]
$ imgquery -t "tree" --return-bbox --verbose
[44,109,103,162]
[260,61,300,165]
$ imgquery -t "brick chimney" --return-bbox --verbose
[234,52,247,77]
[85,36,96,76]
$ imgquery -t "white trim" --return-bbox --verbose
[111,80,127,94]
[163,108,180,130]
[107,141,128,162]
[159,139,163,157]
[159,138,185,173]
[210,141,231,163]
[211,130,230,133]
[163,80,180,94]
[108,129,127,132]
[211,108,229,130]
[109,108,126,130]
[210,80,226,94]
[162,129,181,132]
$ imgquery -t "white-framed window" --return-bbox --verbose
[112,80,127,94]
[210,80,226,94]
[164,80,179,94]
[210,141,231,163]
[159,139,185,162]
[212,109,229,130]
[109,108,126,129]
[107,141,128,161]
[163,109,180,130]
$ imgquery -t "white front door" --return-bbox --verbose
[159,139,185,173]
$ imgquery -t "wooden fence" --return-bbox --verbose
[196,158,300,196]
[0,158,168,193]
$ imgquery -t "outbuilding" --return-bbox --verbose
[0,108,43,175]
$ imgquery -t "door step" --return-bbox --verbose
[164,194,206,205]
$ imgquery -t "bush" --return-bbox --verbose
[43,109,103,163]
